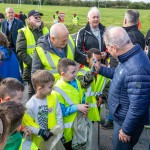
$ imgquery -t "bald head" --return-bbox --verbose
[104,26,132,51]
[50,23,69,39]
[50,23,69,49]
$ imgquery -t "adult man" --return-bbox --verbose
[123,9,145,50]
[109,9,145,69]
[31,23,87,81]
[1,7,24,53]
[76,7,107,63]
[16,10,49,98]
[95,27,150,150]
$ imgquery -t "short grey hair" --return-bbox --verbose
[104,26,131,50]
[50,23,68,38]
[87,7,100,18]
[125,9,139,25]
[5,7,14,13]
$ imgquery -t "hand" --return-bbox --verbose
[101,52,107,59]
[77,104,89,115]
[96,96,104,107]
[119,129,131,143]
[22,127,32,136]
[38,129,53,141]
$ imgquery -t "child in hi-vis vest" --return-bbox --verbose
[78,48,110,122]
[54,58,89,150]
[23,70,63,148]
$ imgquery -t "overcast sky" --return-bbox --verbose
[131,0,149,2]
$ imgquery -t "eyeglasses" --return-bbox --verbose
[34,16,41,19]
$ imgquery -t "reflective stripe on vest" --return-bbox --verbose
[89,103,97,108]
[19,26,49,68]
[19,139,38,150]
[63,122,73,129]
[22,91,57,147]
[54,79,82,142]
[54,86,74,105]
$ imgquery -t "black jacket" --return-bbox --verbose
[146,29,150,60]
[124,25,145,50]
[76,22,106,54]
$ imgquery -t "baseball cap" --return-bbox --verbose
[28,10,43,18]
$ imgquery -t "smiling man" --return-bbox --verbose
[16,10,49,99]
[1,7,24,54]
[76,7,107,62]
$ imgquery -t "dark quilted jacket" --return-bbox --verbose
[99,44,150,136]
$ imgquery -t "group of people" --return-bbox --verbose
[0,6,150,150]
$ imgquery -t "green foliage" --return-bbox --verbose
[0,4,149,35]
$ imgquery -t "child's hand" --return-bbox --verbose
[22,127,32,136]
[77,104,89,115]
[96,96,104,107]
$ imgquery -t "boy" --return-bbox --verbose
[23,70,63,147]
[0,78,38,150]
[54,58,89,149]
[0,77,24,103]
[78,48,110,122]
[0,101,25,150]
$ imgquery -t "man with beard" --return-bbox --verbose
[16,10,49,99]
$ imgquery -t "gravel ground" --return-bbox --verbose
[99,127,150,150]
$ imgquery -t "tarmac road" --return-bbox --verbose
[99,127,150,150]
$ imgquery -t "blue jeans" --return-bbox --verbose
[112,121,144,150]
[107,113,113,122]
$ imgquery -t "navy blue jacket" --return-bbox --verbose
[99,44,150,136]
[1,18,24,46]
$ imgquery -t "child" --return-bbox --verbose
[78,48,110,122]
[54,58,89,150]
[23,70,63,147]
[0,101,25,150]
[0,78,37,150]
[0,77,24,103]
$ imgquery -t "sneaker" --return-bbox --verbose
[101,121,113,130]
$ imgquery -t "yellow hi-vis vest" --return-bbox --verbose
[54,79,83,143]
[72,16,79,25]
[22,91,57,147]
[19,139,38,150]
[78,66,109,122]
[36,35,75,81]
[18,26,49,68]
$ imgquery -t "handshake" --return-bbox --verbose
[38,129,53,141]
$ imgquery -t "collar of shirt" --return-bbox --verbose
[48,36,66,58]
[7,18,14,24]
[90,26,100,32]
[7,18,14,31]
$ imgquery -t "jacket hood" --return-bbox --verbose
[37,33,51,52]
